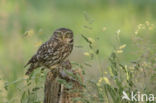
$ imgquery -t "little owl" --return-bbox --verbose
[25,28,74,75]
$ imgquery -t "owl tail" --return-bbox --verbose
[25,64,38,75]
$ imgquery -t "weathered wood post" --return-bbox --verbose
[44,60,83,103]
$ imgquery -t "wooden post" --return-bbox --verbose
[44,69,61,103]
[44,60,83,103]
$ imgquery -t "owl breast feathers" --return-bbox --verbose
[25,28,73,75]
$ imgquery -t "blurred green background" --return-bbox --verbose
[0,0,156,102]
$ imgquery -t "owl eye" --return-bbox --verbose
[57,32,62,35]
[55,32,62,38]
[65,33,72,38]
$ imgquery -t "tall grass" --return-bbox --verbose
[1,23,156,103]
[79,21,156,103]
[1,1,156,103]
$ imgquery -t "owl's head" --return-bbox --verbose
[52,28,73,44]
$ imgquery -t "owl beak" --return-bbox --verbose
[62,35,65,40]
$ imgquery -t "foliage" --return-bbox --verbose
[1,23,156,103]
[1,0,156,103]
[80,24,156,103]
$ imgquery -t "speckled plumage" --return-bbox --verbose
[25,28,74,75]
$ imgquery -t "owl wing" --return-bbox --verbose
[24,54,38,67]
[24,41,52,67]
[25,40,62,67]
[24,40,59,75]
[36,40,63,64]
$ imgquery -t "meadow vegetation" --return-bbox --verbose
[0,0,156,103]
